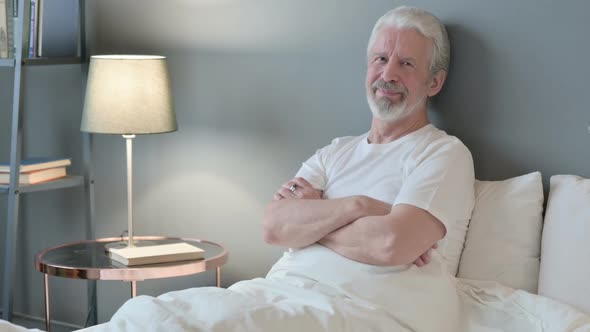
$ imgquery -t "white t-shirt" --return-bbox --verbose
[275,124,475,276]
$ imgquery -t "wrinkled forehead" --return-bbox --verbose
[370,26,433,60]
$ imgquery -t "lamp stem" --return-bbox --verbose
[123,134,136,247]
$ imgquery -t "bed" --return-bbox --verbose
[1,172,589,331]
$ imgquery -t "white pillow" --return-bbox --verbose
[538,175,590,314]
[457,172,543,293]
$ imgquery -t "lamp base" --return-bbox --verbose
[105,239,159,252]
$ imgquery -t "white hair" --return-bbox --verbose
[367,6,450,76]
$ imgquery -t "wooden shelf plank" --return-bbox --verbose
[23,57,83,66]
[0,59,16,67]
[0,175,84,194]
[1,57,84,67]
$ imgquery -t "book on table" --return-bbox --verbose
[0,157,71,173]
[0,166,67,184]
[108,242,205,266]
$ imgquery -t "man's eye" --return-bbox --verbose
[374,57,387,63]
[402,61,414,67]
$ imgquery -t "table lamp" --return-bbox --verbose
[80,55,177,250]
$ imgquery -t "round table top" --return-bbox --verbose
[35,236,228,281]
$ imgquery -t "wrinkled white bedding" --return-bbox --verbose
[0,320,42,332]
[76,245,590,332]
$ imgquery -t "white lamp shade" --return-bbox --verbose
[81,55,177,134]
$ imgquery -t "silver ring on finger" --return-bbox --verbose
[289,184,298,194]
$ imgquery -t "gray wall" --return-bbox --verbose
[1,0,589,327]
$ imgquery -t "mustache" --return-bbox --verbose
[372,80,407,95]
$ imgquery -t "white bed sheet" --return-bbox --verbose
[74,245,590,332]
[0,320,43,332]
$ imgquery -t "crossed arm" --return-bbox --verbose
[263,177,444,266]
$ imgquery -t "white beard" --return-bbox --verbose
[367,93,425,122]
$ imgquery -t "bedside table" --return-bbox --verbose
[35,236,228,332]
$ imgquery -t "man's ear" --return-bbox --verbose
[427,70,447,97]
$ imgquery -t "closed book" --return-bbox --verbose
[0,157,71,173]
[21,0,29,57]
[5,0,14,58]
[36,0,42,54]
[28,0,37,57]
[0,166,66,184]
[108,243,205,266]
[0,0,7,58]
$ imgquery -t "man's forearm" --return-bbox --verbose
[319,215,397,265]
[319,204,445,266]
[263,197,365,248]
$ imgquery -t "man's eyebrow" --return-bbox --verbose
[399,56,417,62]
[370,52,388,58]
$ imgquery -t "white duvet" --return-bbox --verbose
[79,245,590,332]
[3,245,589,332]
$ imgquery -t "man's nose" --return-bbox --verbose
[381,61,400,83]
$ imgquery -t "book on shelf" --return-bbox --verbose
[20,0,30,57]
[36,0,42,54]
[0,0,7,58]
[6,0,14,58]
[0,157,71,173]
[27,0,37,57]
[1,0,79,59]
[108,242,205,266]
[0,166,66,184]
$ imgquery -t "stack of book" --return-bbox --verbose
[0,157,71,185]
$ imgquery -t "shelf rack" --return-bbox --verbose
[1,0,96,326]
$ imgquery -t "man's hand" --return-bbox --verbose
[273,177,323,200]
[412,243,438,267]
